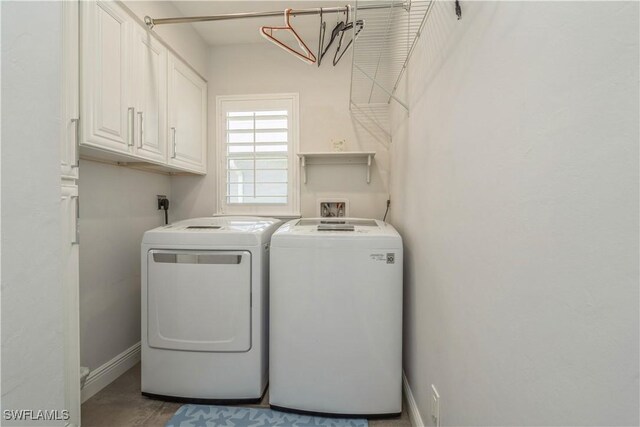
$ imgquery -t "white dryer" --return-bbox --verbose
[269,218,403,417]
[141,216,281,403]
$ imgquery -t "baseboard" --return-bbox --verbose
[403,371,426,427]
[81,342,141,403]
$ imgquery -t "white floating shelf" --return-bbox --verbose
[297,151,376,184]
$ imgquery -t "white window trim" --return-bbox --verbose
[216,93,300,217]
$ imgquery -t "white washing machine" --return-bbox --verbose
[141,216,281,403]
[269,218,403,417]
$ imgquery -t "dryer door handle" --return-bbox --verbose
[152,252,242,265]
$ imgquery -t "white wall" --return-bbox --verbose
[170,43,389,221]
[79,162,171,370]
[391,2,639,426]
[1,2,66,424]
[79,1,209,372]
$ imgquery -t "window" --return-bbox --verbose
[217,94,299,216]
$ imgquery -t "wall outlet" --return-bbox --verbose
[431,384,440,427]
[157,195,167,209]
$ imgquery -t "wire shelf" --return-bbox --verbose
[350,0,434,138]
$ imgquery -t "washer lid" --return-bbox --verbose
[297,219,378,228]
[271,218,402,248]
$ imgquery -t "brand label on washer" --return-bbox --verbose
[370,253,395,264]
[370,253,385,262]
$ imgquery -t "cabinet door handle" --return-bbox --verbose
[72,195,80,245]
[137,111,144,148]
[127,107,135,147]
[171,127,177,158]
[70,118,79,168]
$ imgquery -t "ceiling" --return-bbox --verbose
[169,1,352,45]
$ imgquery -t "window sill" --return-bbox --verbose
[214,213,301,220]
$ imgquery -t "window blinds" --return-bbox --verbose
[225,110,289,205]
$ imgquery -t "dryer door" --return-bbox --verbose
[147,250,251,352]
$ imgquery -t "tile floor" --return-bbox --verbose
[81,364,412,427]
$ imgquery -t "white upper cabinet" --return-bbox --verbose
[61,0,79,180]
[168,53,207,174]
[81,0,133,154]
[79,0,207,174]
[132,25,167,163]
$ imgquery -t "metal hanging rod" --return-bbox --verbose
[143,2,407,29]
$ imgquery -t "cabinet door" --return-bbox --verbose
[168,53,207,173]
[133,26,167,163]
[60,185,80,426]
[61,0,79,180]
[81,0,133,154]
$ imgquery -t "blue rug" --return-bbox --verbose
[165,404,368,427]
